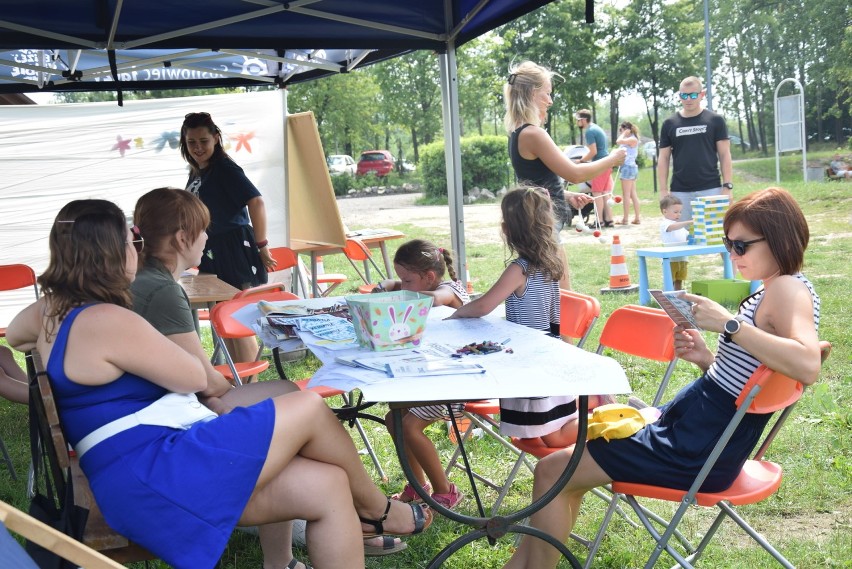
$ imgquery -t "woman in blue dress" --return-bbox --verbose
[7,199,431,569]
[503,187,822,569]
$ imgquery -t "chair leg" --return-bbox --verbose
[340,392,387,482]
[0,436,16,481]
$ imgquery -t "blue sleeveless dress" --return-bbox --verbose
[47,305,275,568]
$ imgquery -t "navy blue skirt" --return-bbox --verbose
[587,375,771,493]
[200,224,268,289]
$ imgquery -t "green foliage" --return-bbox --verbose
[420,135,510,198]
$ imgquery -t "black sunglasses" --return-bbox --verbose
[128,225,145,253]
[723,236,765,256]
[679,92,700,100]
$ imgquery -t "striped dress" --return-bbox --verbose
[500,258,578,438]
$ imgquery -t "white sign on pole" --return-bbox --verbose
[773,79,807,184]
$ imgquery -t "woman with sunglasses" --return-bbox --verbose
[181,111,276,363]
[503,61,625,288]
[504,187,821,569]
[7,199,432,569]
[657,75,733,221]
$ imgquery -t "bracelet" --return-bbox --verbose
[256,239,269,249]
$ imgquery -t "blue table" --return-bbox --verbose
[635,244,734,305]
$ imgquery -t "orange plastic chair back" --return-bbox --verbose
[210,291,299,340]
[597,305,676,363]
[735,340,832,414]
[267,247,299,271]
[343,238,372,262]
[233,282,288,299]
[559,290,601,347]
[0,264,38,292]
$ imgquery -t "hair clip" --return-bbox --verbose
[508,73,517,85]
[56,220,75,223]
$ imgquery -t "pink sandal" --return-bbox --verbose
[431,484,464,510]
[392,482,430,503]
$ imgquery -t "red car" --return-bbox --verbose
[356,150,395,177]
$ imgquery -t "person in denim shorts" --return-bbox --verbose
[616,121,641,224]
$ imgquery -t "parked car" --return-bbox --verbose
[356,150,395,177]
[729,135,751,150]
[327,154,356,176]
[642,141,658,160]
[400,160,416,173]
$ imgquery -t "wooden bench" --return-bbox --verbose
[27,350,155,563]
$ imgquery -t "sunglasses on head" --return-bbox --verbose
[128,225,145,253]
[723,236,765,256]
[679,92,700,100]
[184,112,211,119]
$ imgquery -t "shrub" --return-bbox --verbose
[330,173,355,196]
[420,135,511,198]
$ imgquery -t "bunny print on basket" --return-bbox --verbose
[387,305,413,342]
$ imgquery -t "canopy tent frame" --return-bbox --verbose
[0,0,591,279]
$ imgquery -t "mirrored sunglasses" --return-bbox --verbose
[679,92,700,100]
[723,236,765,256]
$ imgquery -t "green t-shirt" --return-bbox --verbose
[131,259,197,336]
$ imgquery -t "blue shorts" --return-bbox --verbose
[619,164,638,180]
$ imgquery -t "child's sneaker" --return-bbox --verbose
[392,482,430,503]
[431,484,464,510]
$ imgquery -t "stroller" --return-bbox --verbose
[562,145,595,225]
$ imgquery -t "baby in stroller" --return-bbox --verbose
[562,145,595,225]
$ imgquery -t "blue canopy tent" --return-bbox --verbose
[0,0,590,276]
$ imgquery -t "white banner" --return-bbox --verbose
[0,90,287,326]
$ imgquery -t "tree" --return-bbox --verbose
[371,51,442,162]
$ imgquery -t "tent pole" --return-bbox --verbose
[281,87,290,247]
[439,44,466,282]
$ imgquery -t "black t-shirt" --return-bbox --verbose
[185,156,261,237]
[659,109,728,193]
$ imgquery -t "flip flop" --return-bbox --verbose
[286,559,313,569]
[364,535,408,557]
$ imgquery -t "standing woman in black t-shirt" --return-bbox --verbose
[180,112,277,363]
[503,61,625,288]
[180,112,276,290]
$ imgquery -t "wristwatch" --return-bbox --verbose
[722,182,734,190]
[723,315,745,342]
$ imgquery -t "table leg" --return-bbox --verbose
[721,251,734,279]
[661,259,674,291]
[391,399,587,568]
[309,253,320,298]
[207,301,225,365]
[638,256,650,305]
[379,242,393,277]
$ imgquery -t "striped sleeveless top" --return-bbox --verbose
[707,273,820,398]
[504,258,560,331]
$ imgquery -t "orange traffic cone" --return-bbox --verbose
[465,264,474,294]
[601,235,639,294]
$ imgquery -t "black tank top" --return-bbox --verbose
[509,124,563,195]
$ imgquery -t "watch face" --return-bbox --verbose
[724,319,740,334]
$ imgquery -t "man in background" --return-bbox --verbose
[657,76,733,220]
[576,109,614,227]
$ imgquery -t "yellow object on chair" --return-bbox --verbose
[587,404,648,442]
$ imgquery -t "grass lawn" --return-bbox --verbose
[1,152,849,568]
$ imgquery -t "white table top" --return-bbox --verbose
[233,298,631,403]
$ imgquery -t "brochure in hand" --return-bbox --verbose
[650,289,701,330]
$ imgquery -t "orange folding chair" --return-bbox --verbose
[0,264,39,338]
[588,341,832,568]
[342,238,387,294]
[445,290,604,513]
[595,305,679,406]
[0,263,39,480]
[268,246,347,297]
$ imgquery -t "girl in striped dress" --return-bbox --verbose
[451,187,602,447]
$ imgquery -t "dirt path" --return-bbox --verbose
[337,192,664,249]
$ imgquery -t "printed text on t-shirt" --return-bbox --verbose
[675,125,708,137]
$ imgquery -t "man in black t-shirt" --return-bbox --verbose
[657,76,733,220]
